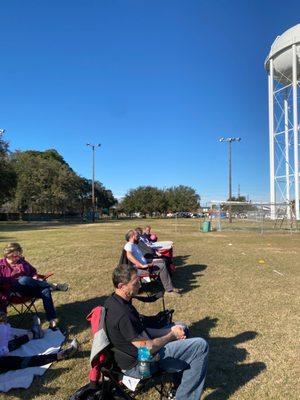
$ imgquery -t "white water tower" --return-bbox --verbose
[265,24,300,220]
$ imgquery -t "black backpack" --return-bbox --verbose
[69,381,125,400]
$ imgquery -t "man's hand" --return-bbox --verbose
[147,262,154,268]
[139,264,150,269]
[171,325,186,340]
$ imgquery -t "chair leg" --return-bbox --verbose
[9,298,39,327]
[101,369,135,400]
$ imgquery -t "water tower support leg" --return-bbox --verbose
[268,59,276,219]
[284,94,291,219]
[292,45,299,220]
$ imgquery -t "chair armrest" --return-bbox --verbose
[37,272,54,281]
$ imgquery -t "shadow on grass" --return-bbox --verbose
[8,295,109,335]
[0,236,17,242]
[136,256,207,295]
[173,263,207,294]
[0,221,83,232]
[0,219,125,233]
[173,254,191,267]
[190,317,266,400]
[56,295,109,336]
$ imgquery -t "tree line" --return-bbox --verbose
[0,131,201,218]
[0,132,116,216]
[119,185,200,216]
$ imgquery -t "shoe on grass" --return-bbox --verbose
[31,316,44,339]
[58,339,79,360]
[53,283,69,292]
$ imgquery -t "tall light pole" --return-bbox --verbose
[219,137,241,223]
[86,143,101,222]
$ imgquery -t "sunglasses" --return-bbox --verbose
[8,252,22,259]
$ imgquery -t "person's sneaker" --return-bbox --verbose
[167,388,177,399]
[58,339,79,360]
[49,325,59,331]
[54,283,69,292]
[31,316,44,339]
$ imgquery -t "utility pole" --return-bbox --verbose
[86,143,101,222]
[219,137,241,223]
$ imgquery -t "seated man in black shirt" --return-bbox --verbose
[104,264,209,400]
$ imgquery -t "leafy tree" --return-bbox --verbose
[165,185,200,212]
[0,131,17,206]
[11,150,117,215]
[222,196,256,213]
[121,186,167,216]
[78,179,118,214]
[94,181,118,210]
[11,151,69,213]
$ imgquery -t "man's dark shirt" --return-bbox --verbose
[141,233,152,243]
[104,293,148,370]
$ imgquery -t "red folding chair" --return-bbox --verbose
[8,272,53,325]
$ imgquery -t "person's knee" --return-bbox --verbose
[41,287,51,298]
[18,276,32,285]
[194,337,209,355]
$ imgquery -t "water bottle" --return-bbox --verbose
[138,346,151,378]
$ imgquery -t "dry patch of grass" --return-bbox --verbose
[0,219,299,400]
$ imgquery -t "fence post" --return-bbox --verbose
[217,203,222,231]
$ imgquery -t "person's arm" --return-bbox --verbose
[0,264,13,288]
[126,251,152,269]
[21,259,38,278]
[132,325,186,355]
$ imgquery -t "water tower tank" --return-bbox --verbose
[265,24,300,85]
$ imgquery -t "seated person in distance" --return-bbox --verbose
[124,230,178,295]
[135,227,173,272]
[141,225,157,244]
[0,243,69,330]
[0,312,78,373]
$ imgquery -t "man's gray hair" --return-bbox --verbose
[112,264,137,288]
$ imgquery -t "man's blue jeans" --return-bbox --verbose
[11,276,57,321]
[124,337,209,400]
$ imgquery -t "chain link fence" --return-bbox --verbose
[207,201,299,233]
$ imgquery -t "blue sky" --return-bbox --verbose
[1,0,300,204]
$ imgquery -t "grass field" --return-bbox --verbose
[0,219,299,400]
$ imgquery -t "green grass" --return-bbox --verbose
[0,219,299,399]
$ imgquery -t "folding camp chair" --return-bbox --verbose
[7,272,53,326]
[84,296,176,400]
[100,363,178,400]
